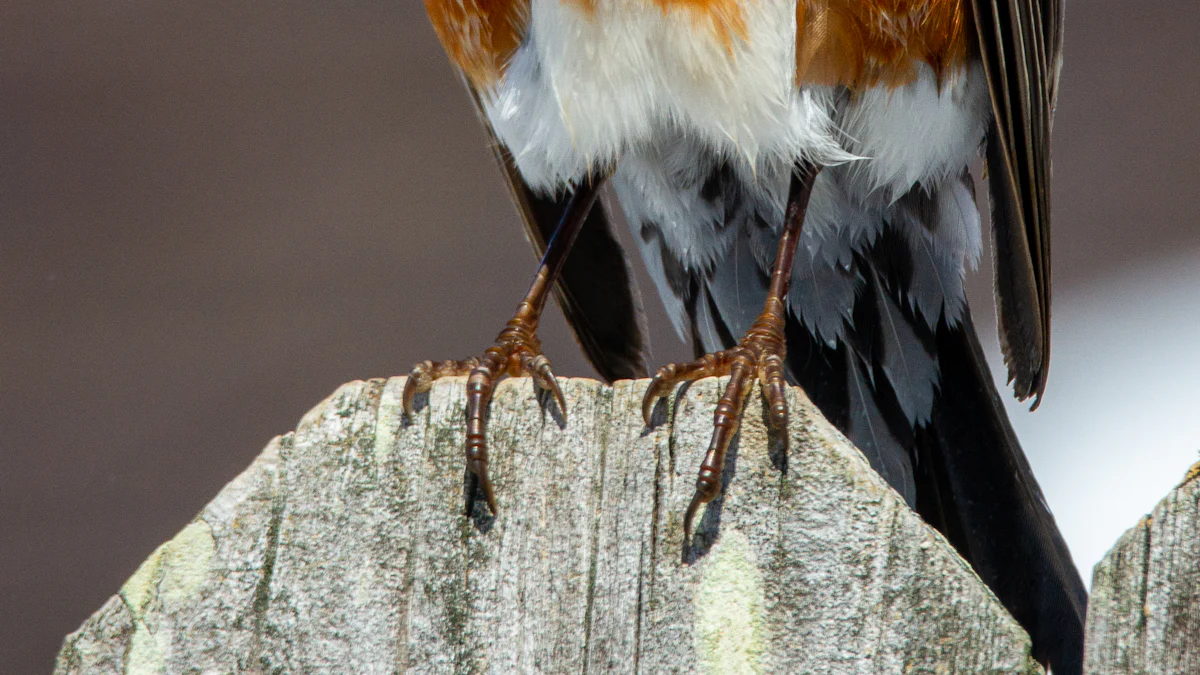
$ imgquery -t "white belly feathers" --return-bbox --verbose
[483,1,990,202]
[483,0,849,193]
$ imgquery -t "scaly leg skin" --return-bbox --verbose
[401,177,605,516]
[642,164,821,541]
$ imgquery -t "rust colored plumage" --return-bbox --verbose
[797,0,972,87]
[424,0,529,89]
[427,0,970,91]
[656,0,750,50]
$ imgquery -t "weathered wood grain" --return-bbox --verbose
[55,377,1040,674]
[1084,464,1200,675]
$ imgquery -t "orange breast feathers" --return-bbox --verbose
[424,0,529,88]
[796,0,972,87]
[425,0,971,90]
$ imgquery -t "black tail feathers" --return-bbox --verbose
[914,314,1086,674]
[784,268,1086,674]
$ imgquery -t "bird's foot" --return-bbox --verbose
[402,312,565,516]
[642,307,789,541]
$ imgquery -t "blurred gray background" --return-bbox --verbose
[4,2,1200,671]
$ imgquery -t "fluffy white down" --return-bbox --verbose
[840,62,991,201]
[484,0,851,194]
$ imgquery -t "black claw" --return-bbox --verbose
[464,468,499,517]
[641,391,659,426]
[532,355,568,422]
[481,477,499,515]
[464,470,479,517]
[402,361,431,419]
[642,375,673,426]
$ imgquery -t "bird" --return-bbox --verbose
[414,1,1086,673]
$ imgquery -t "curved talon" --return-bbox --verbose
[524,352,567,421]
[683,462,724,540]
[402,360,433,418]
[641,371,673,425]
[465,457,499,516]
[642,361,691,424]
[463,354,505,515]
[403,358,478,418]
[641,353,730,426]
[656,331,793,543]
[411,345,560,518]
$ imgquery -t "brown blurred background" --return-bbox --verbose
[4,2,1200,671]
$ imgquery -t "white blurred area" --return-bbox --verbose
[976,254,1200,583]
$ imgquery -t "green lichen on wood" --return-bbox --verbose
[120,520,215,674]
[694,530,766,674]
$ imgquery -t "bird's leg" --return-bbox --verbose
[402,175,606,516]
[642,163,820,540]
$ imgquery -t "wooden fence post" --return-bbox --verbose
[55,377,1042,674]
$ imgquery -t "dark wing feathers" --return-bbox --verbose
[467,86,650,382]
[971,0,1063,405]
